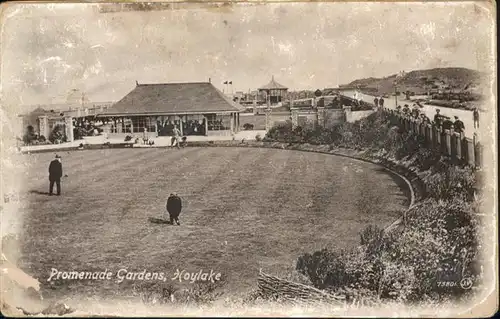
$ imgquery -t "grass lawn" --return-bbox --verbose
[18,147,408,300]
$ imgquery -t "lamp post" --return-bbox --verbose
[265,104,272,131]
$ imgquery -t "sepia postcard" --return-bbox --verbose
[0,1,497,317]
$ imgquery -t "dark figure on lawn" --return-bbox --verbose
[48,155,63,196]
[373,97,379,108]
[166,193,182,225]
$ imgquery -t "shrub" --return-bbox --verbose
[296,248,353,290]
[422,164,476,201]
[243,123,255,130]
[23,125,38,145]
[255,134,262,141]
[73,127,88,140]
[297,198,483,302]
[48,125,67,144]
[124,135,133,142]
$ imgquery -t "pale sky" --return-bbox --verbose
[0,2,494,106]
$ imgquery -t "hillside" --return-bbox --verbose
[341,67,484,96]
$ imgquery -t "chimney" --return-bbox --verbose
[136,80,139,86]
[209,77,211,83]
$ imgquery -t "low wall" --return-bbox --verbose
[207,130,232,137]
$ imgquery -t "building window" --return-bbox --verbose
[183,114,206,136]
[132,117,155,133]
[156,116,182,136]
[207,114,231,131]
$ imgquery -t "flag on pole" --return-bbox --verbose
[228,81,232,84]
[223,81,228,84]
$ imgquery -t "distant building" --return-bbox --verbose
[257,76,288,106]
[97,81,244,137]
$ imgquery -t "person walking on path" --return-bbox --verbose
[379,97,384,108]
[373,97,379,108]
[170,125,181,149]
[433,109,443,129]
[411,105,420,118]
[473,107,480,129]
[48,155,63,196]
[166,193,182,225]
[419,113,430,125]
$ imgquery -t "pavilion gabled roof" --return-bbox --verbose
[258,76,288,90]
[98,81,244,116]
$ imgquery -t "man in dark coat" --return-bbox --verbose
[48,155,63,196]
[441,117,454,130]
[473,107,480,129]
[379,97,384,108]
[453,116,465,135]
[402,104,410,115]
[166,193,182,225]
[433,109,443,128]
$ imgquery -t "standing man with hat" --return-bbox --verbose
[48,155,63,196]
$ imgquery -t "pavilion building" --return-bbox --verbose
[257,76,288,106]
[97,81,244,137]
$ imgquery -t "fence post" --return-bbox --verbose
[433,126,440,147]
[450,132,457,159]
[426,124,432,147]
[464,138,474,166]
[457,134,464,160]
[444,130,452,156]
[474,135,481,168]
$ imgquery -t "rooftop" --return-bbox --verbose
[99,81,244,116]
[258,76,288,90]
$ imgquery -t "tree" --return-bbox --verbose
[23,125,37,145]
